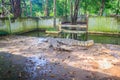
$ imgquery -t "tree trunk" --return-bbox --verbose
[65,0,68,18]
[30,0,32,16]
[44,0,49,16]
[22,0,27,16]
[70,0,73,24]
[84,0,87,15]
[99,0,105,16]
[116,0,120,15]
[12,0,21,18]
[71,0,80,25]
[1,0,5,16]
[53,0,56,29]
[10,0,14,15]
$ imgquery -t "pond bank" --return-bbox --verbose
[0,36,120,80]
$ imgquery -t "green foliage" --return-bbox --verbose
[30,0,119,17]
[0,0,119,17]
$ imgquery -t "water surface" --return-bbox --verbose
[21,31,120,45]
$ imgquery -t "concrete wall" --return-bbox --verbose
[0,17,120,34]
[10,18,37,33]
[88,17,120,32]
[0,18,60,34]
[0,19,10,32]
[38,18,59,28]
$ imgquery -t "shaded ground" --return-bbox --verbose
[0,35,120,80]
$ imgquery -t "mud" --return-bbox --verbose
[0,35,120,80]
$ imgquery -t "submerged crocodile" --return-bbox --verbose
[46,37,94,49]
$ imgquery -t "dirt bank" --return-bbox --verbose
[0,35,120,80]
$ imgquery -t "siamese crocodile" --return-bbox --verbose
[46,37,94,49]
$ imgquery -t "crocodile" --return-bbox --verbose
[46,37,94,49]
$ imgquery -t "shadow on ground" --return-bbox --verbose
[0,51,120,80]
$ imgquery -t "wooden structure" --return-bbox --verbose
[59,15,88,40]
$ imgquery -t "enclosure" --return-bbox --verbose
[0,0,120,80]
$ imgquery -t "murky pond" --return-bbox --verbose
[21,31,120,45]
[88,34,120,45]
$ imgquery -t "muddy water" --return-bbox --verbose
[21,31,120,45]
[88,34,120,45]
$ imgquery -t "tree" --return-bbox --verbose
[0,0,119,17]
[53,0,56,28]
[71,0,80,24]
[21,0,28,16]
[1,0,5,16]
[116,0,120,15]
[30,0,32,16]
[99,0,105,16]
[12,0,21,18]
[44,0,49,16]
